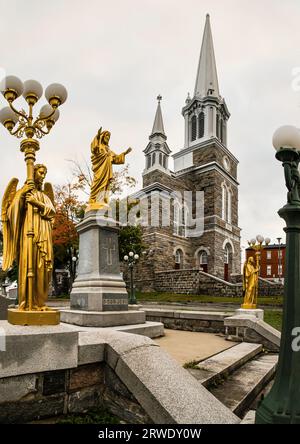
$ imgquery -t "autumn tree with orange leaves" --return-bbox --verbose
[52,181,86,294]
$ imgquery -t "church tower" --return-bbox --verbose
[183,14,230,149]
[143,95,171,176]
[136,14,240,288]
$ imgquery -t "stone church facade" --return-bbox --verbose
[132,15,241,289]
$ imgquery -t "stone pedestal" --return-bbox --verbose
[61,211,146,327]
[70,212,128,311]
[235,308,264,321]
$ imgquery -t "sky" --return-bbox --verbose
[1,0,300,257]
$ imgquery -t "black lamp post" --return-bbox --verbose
[255,125,300,424]
[124,251,139,305]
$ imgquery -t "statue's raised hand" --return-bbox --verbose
[124,147,132,155]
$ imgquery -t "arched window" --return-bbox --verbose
[152,153,156,166]
[224,246,230,264]
[216,114,220,139]
[191,115,197,141]
[146,155,151,169]
[198,112,204,138]
[173,205,180,236]
[227,190,232,224]
[220,118,223,143]
[163,155,167,168]
[159,153,162,165]
[175,249,183,269]
[222,184,226,220]
[198,250,208,272]
[221,122,226,144]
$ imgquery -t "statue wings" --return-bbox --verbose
[2,178,19,222]
[44,182,55,206]
[1,178,19,271]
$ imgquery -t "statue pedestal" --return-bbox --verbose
[61,211,146,327]
[7,309,60,326]
[235,308,264,321]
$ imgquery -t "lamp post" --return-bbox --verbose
[123,251,139,305]
[0,75,67,314]
[277,237,282,283]
[255,125,300,424]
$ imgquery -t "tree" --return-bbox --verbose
[52,182,85,294]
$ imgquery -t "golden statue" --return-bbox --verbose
[87,127,132,212]
[2,164,57,321]
[242,255,260,309]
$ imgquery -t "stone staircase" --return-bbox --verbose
[187,342,278,419]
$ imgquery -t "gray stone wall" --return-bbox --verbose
[0,363,151,424]
[144,309,230,334]
[129,269,284,298]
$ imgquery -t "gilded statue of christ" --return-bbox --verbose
[87,127,132,212]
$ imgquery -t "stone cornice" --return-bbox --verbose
[172,137,238,165]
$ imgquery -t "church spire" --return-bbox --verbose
[143,95,171,176]
[194,14,219,98]
[150,95,166,139]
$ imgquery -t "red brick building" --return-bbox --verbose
[246,243,285,281]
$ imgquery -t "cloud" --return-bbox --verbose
[0,0,299,256]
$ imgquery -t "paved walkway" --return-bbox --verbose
[154,329,234,366]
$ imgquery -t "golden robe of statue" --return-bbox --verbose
[242,256,259,309]
[87,128,132,211]
[2,164,55,311]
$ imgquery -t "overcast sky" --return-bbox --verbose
[1,0,300,255]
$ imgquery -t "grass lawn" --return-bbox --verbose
[137,292,283,306]
[57,408,121,424]
[264,310,282,331]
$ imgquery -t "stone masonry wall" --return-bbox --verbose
[145,270,284,298]
[0,363,151,424]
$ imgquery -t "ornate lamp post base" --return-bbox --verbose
[8,308,60,326]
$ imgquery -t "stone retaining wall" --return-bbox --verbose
[133,270,284,298]
[0,322,238,424]
[0,363,151,424]
[144,309,233,334]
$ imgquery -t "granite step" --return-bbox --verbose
[209,354,278,418]
[106,321,164,338]
[188,342,262,388]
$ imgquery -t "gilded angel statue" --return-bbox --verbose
[2,164,55,311]
[242,255,260,309]
[87,127,132,211]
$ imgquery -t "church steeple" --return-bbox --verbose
[194,14,219,98]
[181,14,230,150]
[143,96,171,176]
[150,95,166,139]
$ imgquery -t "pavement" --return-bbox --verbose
[154,329,234,366]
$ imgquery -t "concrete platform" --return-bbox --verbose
[60,309,145,327]
[107,321,164,338]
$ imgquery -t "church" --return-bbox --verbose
[132,14,241,289]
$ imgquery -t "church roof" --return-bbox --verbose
[194,14,220,98]
[150,95,166,138]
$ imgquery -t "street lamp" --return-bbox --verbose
[255,125,300,424]
[123,252,139,305]
[0,75,67,315]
